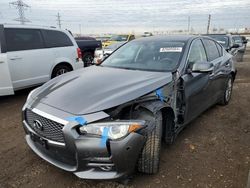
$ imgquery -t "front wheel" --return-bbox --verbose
[136,109,162,174]
[219,76,233,105]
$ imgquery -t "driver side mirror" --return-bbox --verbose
[191,62,214,73]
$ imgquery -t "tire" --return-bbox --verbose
[135,109,162,174]
[82,52,94,67]
[51,65,72,78]
[219,76,233,105]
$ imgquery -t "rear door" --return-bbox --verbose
[41,29,75,66]
[202,39,225,104]
[5,28,52,90]
[0,25,14,96]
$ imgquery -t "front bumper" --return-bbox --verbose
[22,109,145,180]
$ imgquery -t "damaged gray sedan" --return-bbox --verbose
[22,35,236,181]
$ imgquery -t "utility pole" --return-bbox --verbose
[56,12,62,29]
[187,16,190,34]
[9,0,30,25]
[207,14,211,34]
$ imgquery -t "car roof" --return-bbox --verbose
[2,24,63,31]
[135,35,197,42]
[203,33,232,37]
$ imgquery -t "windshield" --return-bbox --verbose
[102,40,185,72]
[110,35,129,41]
[207,35,229,48]
[232,36,243,44]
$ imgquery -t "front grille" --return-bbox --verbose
[25,109,65,143]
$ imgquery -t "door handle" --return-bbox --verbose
[10,57,22,60]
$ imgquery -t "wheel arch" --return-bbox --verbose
[136,100,176,144]
[161,107,176,144]
[51,62,73,78]
[230,70,237,81]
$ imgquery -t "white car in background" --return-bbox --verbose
[0,24,83,96]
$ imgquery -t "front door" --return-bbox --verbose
[0,53,14,96]
[182,39,212,123]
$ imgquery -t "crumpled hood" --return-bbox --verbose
[31,66,173,115]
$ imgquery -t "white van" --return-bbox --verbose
[0,24,83,96]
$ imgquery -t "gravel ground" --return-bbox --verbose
[0,49,250,188]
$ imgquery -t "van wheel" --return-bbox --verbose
[82,52,94,67]
[52,65,72,78]
[136,109,162,174]
[219,76,233,105]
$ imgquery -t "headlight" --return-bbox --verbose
[79,121,144,140]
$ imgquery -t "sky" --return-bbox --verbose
[0,0,250,35]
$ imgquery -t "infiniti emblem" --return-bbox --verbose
[33,120,43,131]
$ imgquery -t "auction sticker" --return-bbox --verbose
[217,40,226,44]
[160,47,182,52]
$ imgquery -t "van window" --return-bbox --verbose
[202,39,220,61]
[5,28,44,52]
[43,30,73,48]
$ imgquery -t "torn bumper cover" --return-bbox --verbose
[22,110,146,180]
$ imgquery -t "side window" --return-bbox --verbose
[43,30,73,48]
[215,42,223,56]
[5,28,44,52]
[203,39,220,61]
[187,39,207,67]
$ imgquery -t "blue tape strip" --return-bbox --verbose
[100,127,109,147]
[66,116,87,126]
[156,88,165,102]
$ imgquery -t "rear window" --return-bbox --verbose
[232,36,243,44]
[5,28,44,52]
[43,30,73,48]
[207,35,229,48]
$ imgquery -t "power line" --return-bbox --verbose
[56,12,62,28]
[9,0,30,25]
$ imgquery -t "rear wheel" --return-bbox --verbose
[219,76,233,105]
[52,65,72,78]
[135,109,162,174]
[82,52,94,67]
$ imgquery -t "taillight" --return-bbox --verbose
[77,48,82,59]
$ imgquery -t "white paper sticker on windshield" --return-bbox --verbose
[217,40,226,44]
[160,47,182,52]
